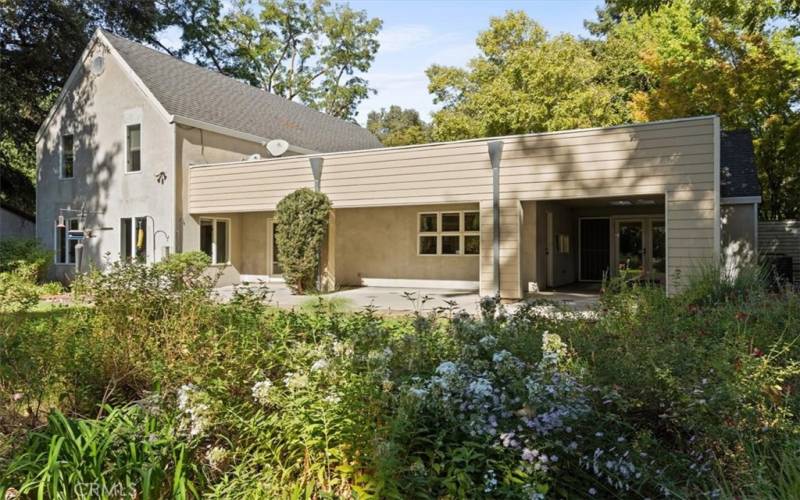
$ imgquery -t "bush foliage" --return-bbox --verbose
[1,259,798,498]
[0,239,60,313]
[274,188,332,293]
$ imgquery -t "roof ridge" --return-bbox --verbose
[99,29,368,133]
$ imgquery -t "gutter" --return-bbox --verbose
[171,115,318,156]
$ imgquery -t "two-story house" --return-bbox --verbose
[37,30,761,298]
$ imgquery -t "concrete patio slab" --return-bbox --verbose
[214,283,600,316]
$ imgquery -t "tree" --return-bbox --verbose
[366,105,431,146]
[587,0,800,34]
[173,0,382,120]
[274,188,332,293]
[426,11,628,141]
[1,0,172,215]
[601,0,800,219]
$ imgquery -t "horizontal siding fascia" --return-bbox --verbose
[319,131,713,171]
[185,117,713,173]
[320,150,712,180]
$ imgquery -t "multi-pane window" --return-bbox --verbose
[55,218,79,264]
[126,124,141,172]
[200,218,230,264]
[418,211,480,256]
[61,134,74,178]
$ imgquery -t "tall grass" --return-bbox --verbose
[1,405,199,499]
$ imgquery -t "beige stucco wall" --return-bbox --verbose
[36,39,176,281]
[175,126,275,256]
[333,204,480,286]
[188,117,719,298]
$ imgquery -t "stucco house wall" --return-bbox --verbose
[333,204,480,287]
[36,39,175,281]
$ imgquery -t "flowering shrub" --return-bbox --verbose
[1,261,798,498]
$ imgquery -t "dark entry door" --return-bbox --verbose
[580,218,610,281]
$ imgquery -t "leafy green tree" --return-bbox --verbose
[588,0,800,34]
[274,188,332,293]
[426,11,628,141]
[366,105,431,146]
[1,0,173,215]
[174,0,382,120]
[601,0,800,219]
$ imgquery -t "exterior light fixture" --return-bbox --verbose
[56,215,66,228]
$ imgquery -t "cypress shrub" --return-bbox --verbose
[274,188,332,293]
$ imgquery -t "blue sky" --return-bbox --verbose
[350,0,603,124]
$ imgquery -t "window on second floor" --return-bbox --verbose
[126,124,141,172]
[61,134,74,178]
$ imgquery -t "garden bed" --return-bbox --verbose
[1,257,798,498]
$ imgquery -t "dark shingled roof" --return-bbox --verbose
[720,129,761,198]
[102,31,382,153]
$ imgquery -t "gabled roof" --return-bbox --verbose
[100,31,381,153]
[720,129,761,198]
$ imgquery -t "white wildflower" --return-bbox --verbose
[436,361,458,375]
[251,379,273,405]
[311,359,329,371]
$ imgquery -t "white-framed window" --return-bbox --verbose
[55,218,79,264]
[120,217,148,262]
[126,124,141,172]
[418,211,480,256]
[200,217,230,265]
[60,134,75,178]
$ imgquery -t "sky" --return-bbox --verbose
[348,0,603,124]
[158,0,605,125]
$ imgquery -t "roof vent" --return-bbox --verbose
[90,56,105,76]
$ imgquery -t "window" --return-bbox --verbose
[119,217,148,262]
[417,211,480,256]
[120,218,133,260]
[126,124,141,172]
[55,218,79,264]
[135,217,147,262]
[61,134,74,178]
[200,218,230,264]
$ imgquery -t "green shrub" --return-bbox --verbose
[0,270,40,313]
[0,238,52,282]
[1,406,200,499]
[274,188,332,293]
[1,262,798,498]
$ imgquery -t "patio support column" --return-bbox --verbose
[488,140,504,296]
[310,157,324,290]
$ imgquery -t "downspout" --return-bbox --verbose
[488,141,504,296]
[310,157,324,291]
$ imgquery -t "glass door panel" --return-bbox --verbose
[651,220,666,282]
[617,220,643,280]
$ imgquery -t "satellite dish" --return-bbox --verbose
[90,56,105,76]
[266,139,289,157]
